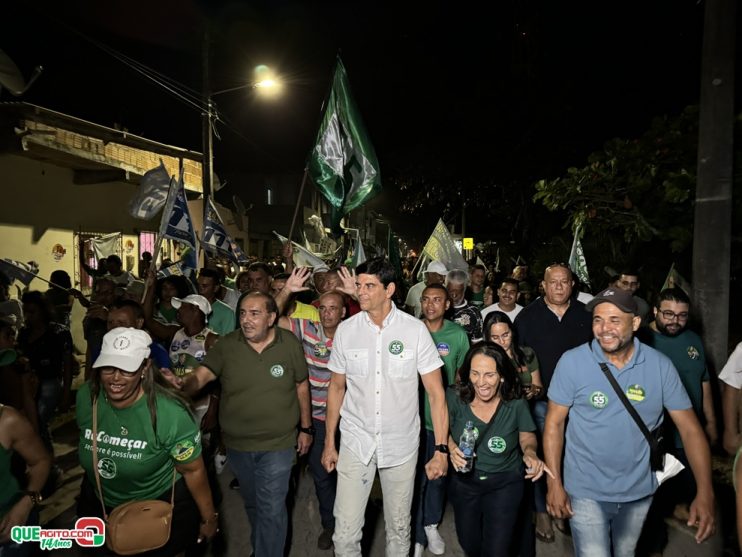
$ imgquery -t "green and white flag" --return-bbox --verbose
[421,219,468,274]
[307,58,381,234]
[568,227,590,287]
[273,231,326,268]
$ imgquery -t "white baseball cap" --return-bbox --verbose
[93,327,152,372]
[424,261,448,275]
[171,295,212,321]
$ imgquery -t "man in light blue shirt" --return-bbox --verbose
[543,287,715,557]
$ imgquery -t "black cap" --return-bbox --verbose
[585,288,638,314]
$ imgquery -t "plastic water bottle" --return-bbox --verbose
[458,420,476,473]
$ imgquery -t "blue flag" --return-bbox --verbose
[202,197,247,265]
[159,175,197,252]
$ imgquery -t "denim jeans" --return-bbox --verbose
[413,429,447,546]
[449,470,524,557]
[37,377,62,453]
[307,419,337,530]
[227,447,295,557]
[569,495,653,557]
[531,400,547,514]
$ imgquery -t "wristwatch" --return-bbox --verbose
[298,425,316,436]
[24,491,43,506]
[434,444,449,454]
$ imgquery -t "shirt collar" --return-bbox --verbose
[362,302,397,330]
[589,336,645,370]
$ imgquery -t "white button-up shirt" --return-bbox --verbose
[328,304,443,467]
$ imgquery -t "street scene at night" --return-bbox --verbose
[0,1,740,556]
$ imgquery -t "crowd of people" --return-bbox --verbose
[0,247,738,557]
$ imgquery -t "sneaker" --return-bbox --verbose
[424,524,445,555]
[214,453,227,475]
[413,543,424,557]
[229,478,240,490]
[317,527,334,550]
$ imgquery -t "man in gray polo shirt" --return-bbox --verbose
[321,257,449,556]
[544,287,715,557]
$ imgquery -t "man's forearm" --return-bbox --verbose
[543,421,565,487]
[324,380,345,447]
[723,384,740,444]
[296,380,312,428]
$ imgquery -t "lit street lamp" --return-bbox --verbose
[201,66,280,201]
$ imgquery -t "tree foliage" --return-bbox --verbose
[533,106,703,261]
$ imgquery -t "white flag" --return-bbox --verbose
[273,232,326,268]
[93,232,121,261]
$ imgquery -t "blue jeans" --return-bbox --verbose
[227,447,295,557]
[308,419,336,530]
[531,400,547,514]
[570,495,653,557]
[450,470,524,557]
[413,429,447,546]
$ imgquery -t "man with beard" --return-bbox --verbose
[544,287,715,557]
[636,287,717,555]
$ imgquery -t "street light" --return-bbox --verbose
[201,66,281,201]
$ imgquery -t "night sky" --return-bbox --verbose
[2,1,712,244]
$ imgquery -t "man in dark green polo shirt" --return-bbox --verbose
[183,291,312,557]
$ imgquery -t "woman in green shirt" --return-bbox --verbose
[447,342,553,557]
[76,327,217,556]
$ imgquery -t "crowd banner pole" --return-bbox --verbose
[287,168,309,244]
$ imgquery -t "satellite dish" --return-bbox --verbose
[0,49,43,97]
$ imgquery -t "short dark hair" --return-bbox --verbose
[272,273,291,282]
[356,257,396,288]
[499,277,519,289]
[655,287,690,308]
[21,291,54,323]
[422,283,449,299]
[110,299,145,322]
[199,268,222,285]
[247,262,273,277]
[457,342,522,404]
[157,276,190,300]
[237,291,279,322]
[50,270,72,289]
[107,254,122,267]
[471,264,486,273]
[619,269,640,278]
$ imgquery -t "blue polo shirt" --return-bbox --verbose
[548,338,691,502]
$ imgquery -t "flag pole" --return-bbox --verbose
[287,167,309,243]
[141,174,178,302]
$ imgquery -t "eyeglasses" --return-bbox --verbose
[489,331,511,343]
[100,366,141,377]
[659,310,689,321]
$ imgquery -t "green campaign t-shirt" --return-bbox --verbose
[201,327,309,452]
[424,320,470,430]
[208,300,236,337]
[447,387,535,474]
[76,383,202,507]
[643,328,708,448]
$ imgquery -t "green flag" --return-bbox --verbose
[568,225,590,287]
[308,58,381,234]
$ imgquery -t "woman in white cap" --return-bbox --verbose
[75,327,218,555]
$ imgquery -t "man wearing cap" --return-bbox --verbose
[183,291,311,557]
[405,261,448,318]
[543,287,715,556]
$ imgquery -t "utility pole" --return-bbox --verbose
[201,24,213,204]
[692,0,736,371]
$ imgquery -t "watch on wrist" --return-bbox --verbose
[298,425,316,436]
[24,491,43,506]
[434,444,449,454]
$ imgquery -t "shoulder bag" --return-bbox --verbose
[92,396,176,555]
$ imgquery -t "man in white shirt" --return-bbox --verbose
[322,257,449,556]
[481,277,523,321]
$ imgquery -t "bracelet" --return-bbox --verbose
[201,512,219,525]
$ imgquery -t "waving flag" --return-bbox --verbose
[202,197,245,264]
[0,259,39,286]
[420,219,468,273]
[568,226,591,287]
[159,175,197,252]
[307,58,381,234]
[129,160,171,220]
[273,231,326,268]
